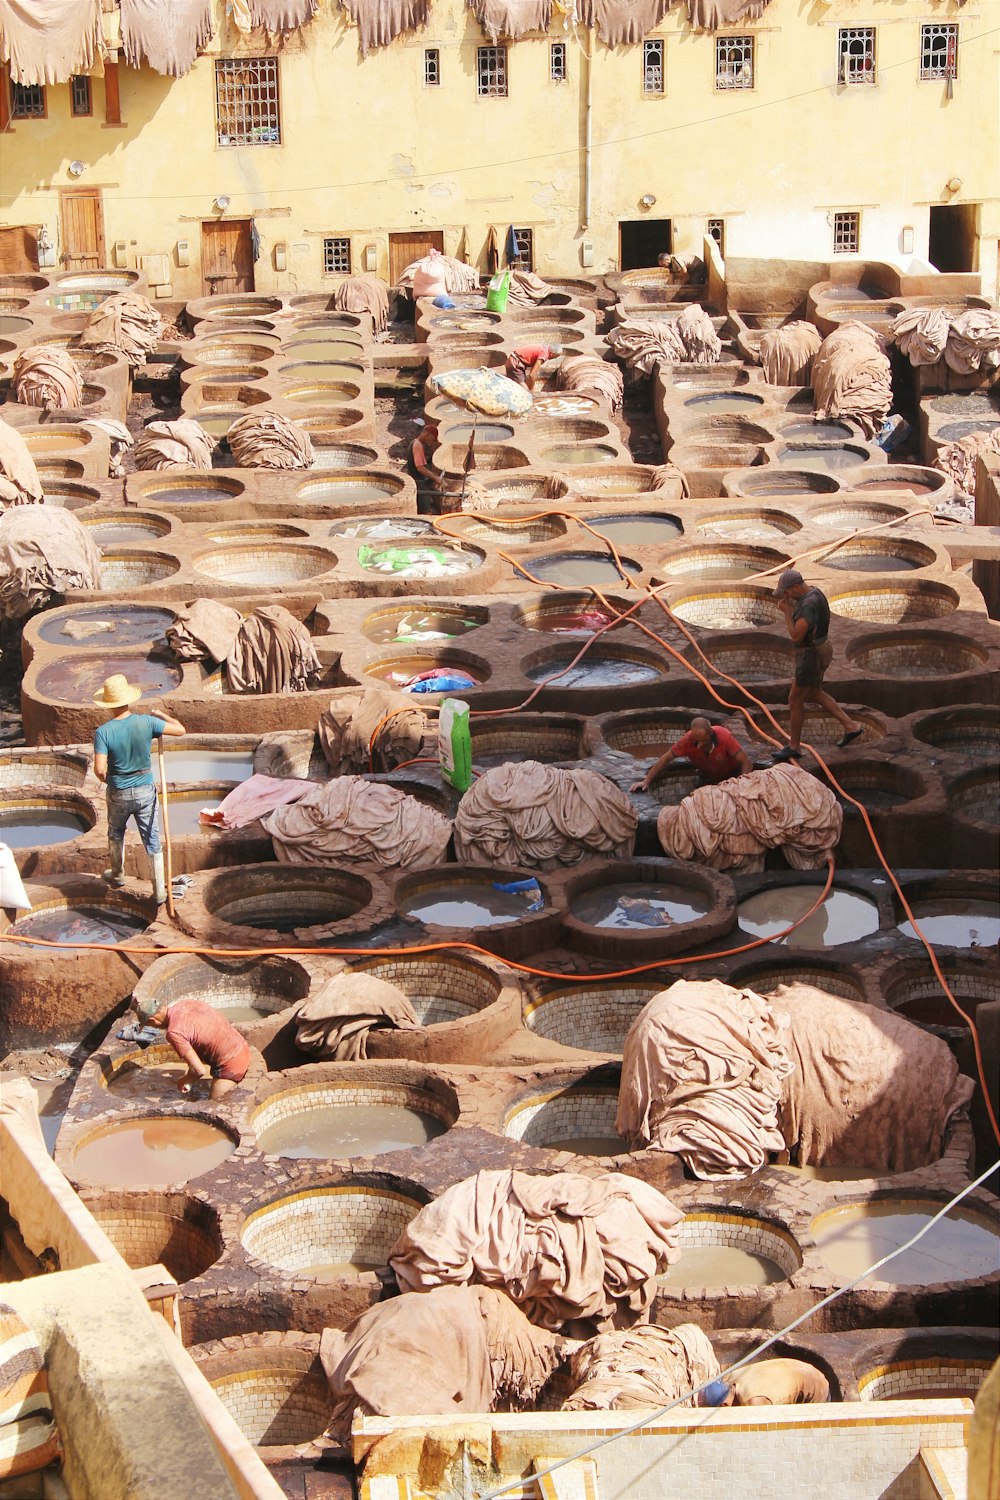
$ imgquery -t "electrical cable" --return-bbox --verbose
[477,1157,1000,1500]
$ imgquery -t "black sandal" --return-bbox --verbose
[773,746,802,763]
[837,728,863,748]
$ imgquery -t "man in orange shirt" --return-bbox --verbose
[505,344,562,390]
[136,995,250,1100]
[631,716,753,794]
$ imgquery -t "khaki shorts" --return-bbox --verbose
[794,640,833,689]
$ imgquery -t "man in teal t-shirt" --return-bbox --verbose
[92,674,186,906]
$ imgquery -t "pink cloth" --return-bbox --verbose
[199,773,318,829]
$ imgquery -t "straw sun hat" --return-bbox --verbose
[92,673,143,708]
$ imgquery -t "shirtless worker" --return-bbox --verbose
[135,994,251,1100]
[772,569,863,762]
[92,675,185,906]
[698,1360,830,1407]
[631,716,753,794]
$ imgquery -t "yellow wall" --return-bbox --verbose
[1,0,996,300]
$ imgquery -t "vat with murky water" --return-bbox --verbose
[585,514,683,545]
[257,1102,447,1159]
[0,804,92,847]
[540,443,619,465]
[10,906,147,948]
[36,606,175,649]
[778,420,856,442]
[658,1214,800,1288]
[660,1245,787,1287]
[362,605,486,644]
[737,887,880,947]
[897,900,1000,948]
[776,445,872,471]
[399,880,541,928]
[70,1117,236,1187]
[162,748,255,783]
[684,392,765,414]
[134,478,245,504]
[85,518,171,546]
[529,552,641,587]
[161,790,229,836]
[571,881,710,929]
[358,542,483,578]
[526,653,664,689]
[106,1061,190,1099]
[35,655,181,704]
[812,1201,1000,1285]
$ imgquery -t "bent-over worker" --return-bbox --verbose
[92,675,185,906]
[135,994,251,1100]
[772,569,862,762]
[631,716,752,794]
[409,420,443,512]
[506,344,562,390]
[698,1360,830,1407]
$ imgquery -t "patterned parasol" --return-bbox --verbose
[429,366,533,418]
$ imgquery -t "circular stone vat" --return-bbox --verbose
[674,366,751,391]
[186,341,276,365]
[884,965,999,1037]
[540,443,619,465]
[277,360,366,383]
[811,1199,1000,1286]
[252,1081,454,1159]
[656,543,789,583]
[332,518,431,540]
[827,580,959,623]
[524,980,662,1054]
[730,959,866,1003]
[161,786,233,835]
[659,1213,802,1288]
[749,707,885,750]
[820,537,937,573]
[56,270,139,295]
[526,417,613,446]
[726,468,842,497]
[193,543,337,585]
[197,1339,333,1448]
[0,315,32,335]
[913,708,999,761]
[281,381,361,406]
[35,654,181,705]
[134,954,310,1025]
[162,745,256,783]
[859,1358,992,1402]
[896,879,1000,948]
[296,472,404,503]
[0,790,95,848]
[0,750,88,789]
[8,890,151,951]
[472,474,569,503]
[471,712,586,766]
[202,869,371,934]
[832,760,927,812]
[365,650,490,691]
[525,644,667,690]
[205,522,308,543]
[696,509,801,541]
[570,878,711,931]
[98,551,181,590]
[738,885,880,947]
[849,468,949,498]
[191,296,283,320]
[35,480,102,510]
[36,605,175,649]
[358,540,484,577]
[530,393,601,418]
[670,586,783,629]
[83,514,172,546]
[504,1086,626,1157]
[240,1183,423,1278]
[561,466,663,497]
[397,870,548,929]
[937,420,1000,441]
[193,410,248,437]
[133,475,246,505]
[445,514,567,546]
[948,767,999,827]
[362,603,488,645]
[69,1117,236,1188]
[21,427,93,457]
[101,1046,188,1100]
[849,632,987,678]
[583,513,683,546]
[347,953,503,1027]
[601,708,713,761]
[692,637,795,683]
[529,551,641,588]
[684,391,766,414]
[777,419,857,442]
[669,442,768,472]
[513,593,620,635]
[85,1194,222,1282]
[440,420,516,444]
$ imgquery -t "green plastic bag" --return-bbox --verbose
[485,269,510,314]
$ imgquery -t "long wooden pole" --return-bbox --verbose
[156,736,175,918]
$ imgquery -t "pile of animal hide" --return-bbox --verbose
[557,353,624,412]
[80,291,164,369]
[891,306,1000,373]
[506,270,553,305]
[757,322,821,386]
[656,762,842,873]
[0,421,43,508]
[12,346,83,409]
[811,322,892,438]
[935,428,1000,496]
[294,970,420,1060]
[228,412,314,469]
[317,687,428,774]
[454,761,637,868]
[608,306,721,375]
[0,505,101,621]
[165,598,319,693]
[133,419,217,471]
[329,274,389,333]
[563,1323,720,1411]
[263,777,452,869]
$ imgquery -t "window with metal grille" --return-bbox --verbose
[643,39,664,95]
[707,218,725,255]
[920,23,958,80]
[838,27,876,86]
[424,48,440,86]
[550,41,567,81]
[833,211,860,255]
[215,57,280,147]
[716,35,753,89]
[477,45,508,97]
[10,82,45,119]
[509,227,534,271]
[323,237,352,275]
[70,75,92,115]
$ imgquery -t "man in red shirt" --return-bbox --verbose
[136,995,251,1100]
[505,344,562,389]
[631,716,752,793]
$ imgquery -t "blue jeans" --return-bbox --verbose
[106,784,161,855]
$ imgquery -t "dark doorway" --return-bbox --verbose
[619,218,672,271]
[928,204,978,273]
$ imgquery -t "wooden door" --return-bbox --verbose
[389,230,444,286]
[60,189,105,270]
[0,225,40,274]
[200,220,254,296]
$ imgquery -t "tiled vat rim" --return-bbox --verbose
[522,980,661,1052]
[240,1184,421,1273]
[503,1087,623,1151]
[251,1080,458,1143]
[669,1211,803,1276]
[346,953,506,1025]
[858,1359,992,1401]
[207,1365,331,1450]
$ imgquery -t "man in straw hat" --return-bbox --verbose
[92,674,185,906]
[772,569,863,762]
